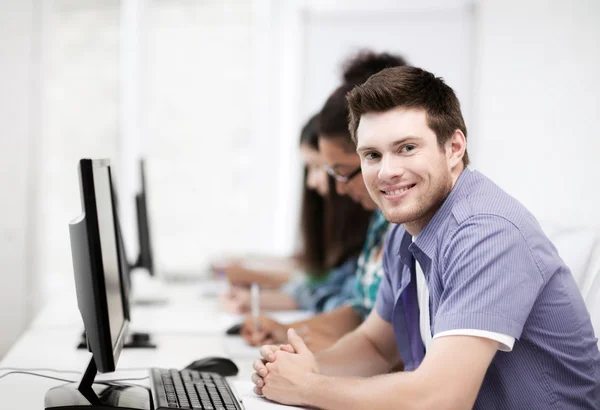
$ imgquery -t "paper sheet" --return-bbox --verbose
[232,381,308,410]
[197,279,230,297]
[224,336,261,358]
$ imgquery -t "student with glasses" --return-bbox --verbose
[241,51,407,351]
[220,113,372,315]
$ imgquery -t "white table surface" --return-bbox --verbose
[0,279,311,409]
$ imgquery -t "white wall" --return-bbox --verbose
[0,0,41,356]
[40,0,120,295]
[144,0,276,273]
[301,4,474,121]
[473,0,600,229]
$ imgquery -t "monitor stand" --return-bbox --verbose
[78,331,156,350]
[44,357,151,410]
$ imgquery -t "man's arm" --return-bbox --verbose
[259,333,498,410]
[253,310,398,384]
[294,305,363,338]
[315,310,400,376]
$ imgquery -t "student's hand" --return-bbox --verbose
[257,329,319,405]
[241,315,287,346]
[214,261,252,287]
[220,286,251,314]
[251,343,295,394]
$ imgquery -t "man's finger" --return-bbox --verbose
[279,343,295,353]
[287,328,310,355]
[259,344,275,357]
[252,359,267,376]
[259,345,276,362]
[254,386,263,396]
[251,372,264,387]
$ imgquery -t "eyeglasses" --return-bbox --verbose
[325,165,362,184]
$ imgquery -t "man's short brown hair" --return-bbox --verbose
[346,66,470,166]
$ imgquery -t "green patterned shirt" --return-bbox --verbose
[350,210,390,319]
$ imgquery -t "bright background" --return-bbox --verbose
[1,0,599,356]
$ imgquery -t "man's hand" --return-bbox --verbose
[254,329,319,406]
[251,343,296,394]
[241,315,287,346]
[220,286,251,314]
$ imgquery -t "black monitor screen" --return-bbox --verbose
[70,158,128,372]
[134,159,154,275]
[93,163,125,347]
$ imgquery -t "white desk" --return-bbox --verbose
[30,280,311,336]
[0,280,311,409]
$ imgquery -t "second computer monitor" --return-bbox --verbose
[133,159,155,276]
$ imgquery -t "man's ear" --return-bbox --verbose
[446,129,466,168]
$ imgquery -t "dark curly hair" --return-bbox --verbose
[319,50,408,149]
[342,50,408,86]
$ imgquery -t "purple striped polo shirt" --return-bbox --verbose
[375,168,600,409]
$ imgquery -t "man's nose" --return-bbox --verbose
[378,154,402,182]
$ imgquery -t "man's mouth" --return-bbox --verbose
[381,184,416,199]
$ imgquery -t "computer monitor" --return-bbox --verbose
[73,158,127,372]
[132,159,155,276]
[111,168,156,347]
[76,165,156,349]
[45,158,150,409]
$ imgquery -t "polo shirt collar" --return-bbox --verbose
[400,168,474,260]
[396,228,414,265]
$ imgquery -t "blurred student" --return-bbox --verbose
[241,51,407,351]
[221,114,372,314]
[251,66,600,410]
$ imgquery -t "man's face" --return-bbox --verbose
[356,108,463,231]
[318,137,378,211]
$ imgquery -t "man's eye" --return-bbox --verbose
[402,145,416,153]
[364,152,380,160]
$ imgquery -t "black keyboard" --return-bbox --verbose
[150,368,241,410]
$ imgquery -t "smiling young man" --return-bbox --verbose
[251,66,600,409]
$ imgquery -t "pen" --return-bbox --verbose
[251,282,260,333]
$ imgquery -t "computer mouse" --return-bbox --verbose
[225,323,243,335]
[184,357,239,377]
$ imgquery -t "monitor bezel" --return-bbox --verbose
[78,158,129,372]
[134,158,155,276]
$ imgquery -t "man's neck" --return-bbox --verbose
[403,165,466,237]
[403,208,438,237]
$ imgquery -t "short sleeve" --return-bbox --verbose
[281,258,358,313]
[434,215,545,339]
[314,258,358,312]
[280,272,311,308]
